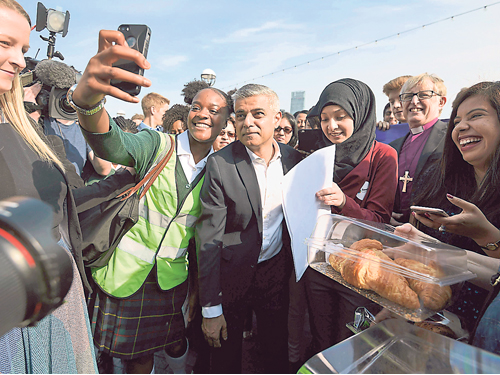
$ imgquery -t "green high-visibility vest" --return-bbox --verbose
[92,134,204,298]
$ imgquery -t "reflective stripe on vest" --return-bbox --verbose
[119,236,156,264]
[138,205,198,229]
[120,235,188,263]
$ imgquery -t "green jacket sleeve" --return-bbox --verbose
[80,114,162,179]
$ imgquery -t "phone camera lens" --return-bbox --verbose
[126,36,137,48]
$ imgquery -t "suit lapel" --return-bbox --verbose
[233,141,263,232]
[392,133,409,153]
[414,120,447,178]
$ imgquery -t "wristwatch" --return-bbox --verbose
[481,239,500,252]
[66,84,106,116]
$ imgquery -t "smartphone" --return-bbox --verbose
[298,128,323,153]
[410,206,449,217]
[110,24,151,96]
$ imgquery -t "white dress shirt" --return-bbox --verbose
[176,130,213,183]
[246,141,284,263]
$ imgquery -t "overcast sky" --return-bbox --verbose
[18,0,500,120]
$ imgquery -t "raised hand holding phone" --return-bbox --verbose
[72,29,151,110]
[70,29,151,134]
[412,194,500,248]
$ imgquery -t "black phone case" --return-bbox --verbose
[111,24,151,96]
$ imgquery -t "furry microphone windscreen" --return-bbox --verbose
[34,59,77,89]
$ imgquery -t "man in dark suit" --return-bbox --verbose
[196,84,303,373]
[389,73,448,224]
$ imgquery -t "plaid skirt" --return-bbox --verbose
[90,272,188,360]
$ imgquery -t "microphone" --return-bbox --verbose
[34,59,79,89]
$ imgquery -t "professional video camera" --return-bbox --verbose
[20,2,79,121]
[0,197,73,338]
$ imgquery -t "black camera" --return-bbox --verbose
[0,197,73,338]
[21,3,78,122]
[21,57,80,122]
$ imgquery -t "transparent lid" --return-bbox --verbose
[299,319,500,374]
[307,214,475,287]
[306,214,476,321]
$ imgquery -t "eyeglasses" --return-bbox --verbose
[219,129,235,138]
[399,90,441,102]
[274,126,293,134]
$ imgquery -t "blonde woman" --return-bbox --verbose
[0,1,96,373]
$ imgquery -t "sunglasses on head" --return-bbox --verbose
[274,126,293,134]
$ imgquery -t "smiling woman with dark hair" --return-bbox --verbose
[70,26,232,372]
[409,81,500,336]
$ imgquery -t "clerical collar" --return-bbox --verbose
[409,118,439,140]
[410,126,423,135]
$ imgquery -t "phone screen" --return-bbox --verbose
[410,206,449,217]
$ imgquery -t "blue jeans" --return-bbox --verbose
[472,289,500,355]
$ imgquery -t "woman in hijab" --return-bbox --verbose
[304,78,398,352]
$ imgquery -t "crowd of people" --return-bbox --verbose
[1,0,500,373]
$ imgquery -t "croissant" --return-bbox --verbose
[329,239,420,310]
[394,258,452,311]
[329,239,383,272]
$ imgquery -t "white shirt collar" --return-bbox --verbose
[176,130,191,156]
[176,130,214,159]
[245,139,282,164]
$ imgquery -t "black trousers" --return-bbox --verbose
[304,267,381,353]
[209,248,290,374]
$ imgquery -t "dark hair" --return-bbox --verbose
[181,79,210,105]
[383,102,391,116]
[281,110,299,148]
[307,115,321,130]
[162,104,189,133]
[114,116,138,134]
[413,81,500,222]
[293,109,309,118]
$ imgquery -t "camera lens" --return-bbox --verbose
[126,36,137,48]
[59,93,75,115]
[0,197,73,337]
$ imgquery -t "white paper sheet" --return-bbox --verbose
[282,145,336,281]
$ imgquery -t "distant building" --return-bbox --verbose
[290,91,305,114]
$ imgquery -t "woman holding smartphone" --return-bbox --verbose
[70,29,232,374]
[410,81,500,334]
[411,82,500,257]
[303,78,398,352]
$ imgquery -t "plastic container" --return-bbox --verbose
[306,214,476,322]
[298,319,500,374]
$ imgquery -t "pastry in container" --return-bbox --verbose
[306,214,476,322]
